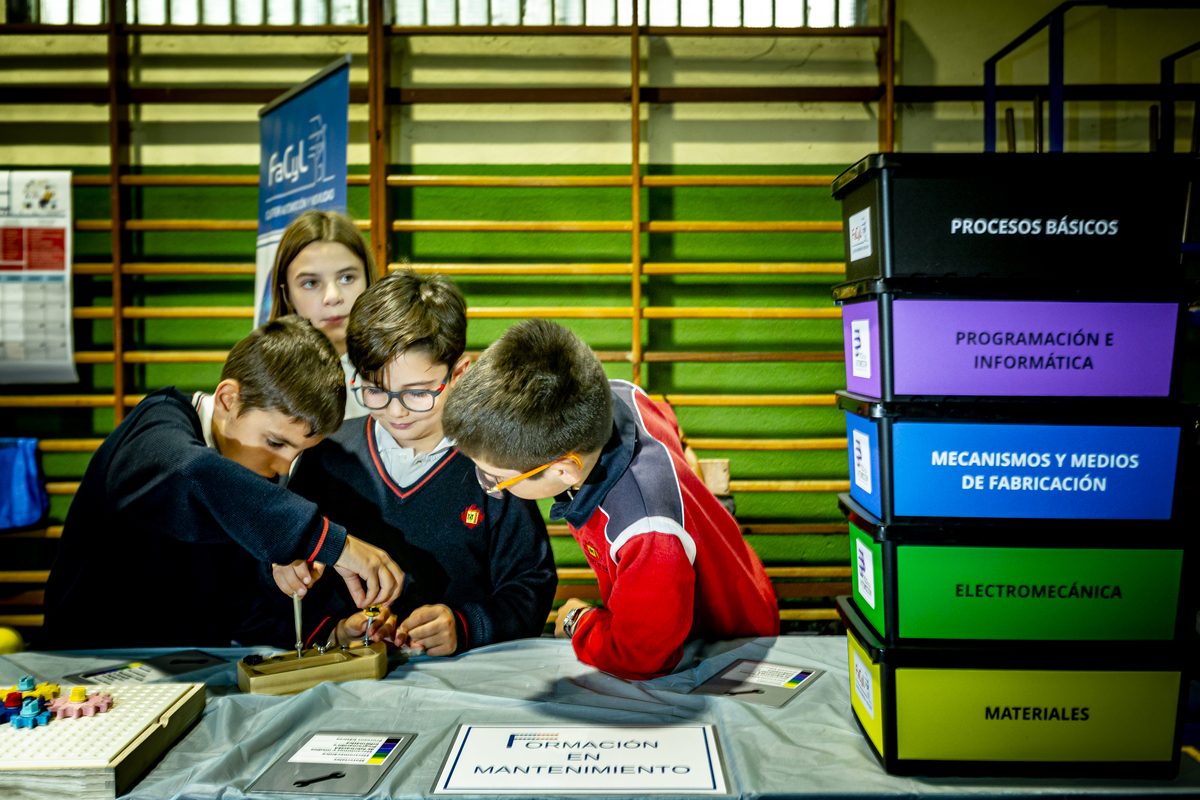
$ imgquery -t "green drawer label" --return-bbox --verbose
[851,529,886,637]
[896,546,1182,640]
[895,668,1180,761]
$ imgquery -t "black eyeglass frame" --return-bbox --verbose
[352,366,453,412]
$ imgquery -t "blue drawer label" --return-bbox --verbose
[845,412,883,517]
[891,422,1179,519]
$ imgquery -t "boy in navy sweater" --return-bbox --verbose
[278,271,555,654]
[42,316,404,649]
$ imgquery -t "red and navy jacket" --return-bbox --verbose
[551,380,779,681]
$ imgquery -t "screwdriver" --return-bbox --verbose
[363,605,381,647]
[293,591,304,658]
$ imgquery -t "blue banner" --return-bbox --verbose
[254,56,350,326]
[891,421,1179,520]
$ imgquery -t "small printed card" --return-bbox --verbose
[855,539,876,609]
[64,650,227,686]
[690,659,823,708]
[290,735,404,766]
[852,652,875,719]
[248,731,416,796]
[848,207,872,262]
[63,661,171,686]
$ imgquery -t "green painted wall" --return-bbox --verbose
[12,163,1199,572]
[4,163,855,632]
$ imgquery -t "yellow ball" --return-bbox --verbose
[0,627,24,655]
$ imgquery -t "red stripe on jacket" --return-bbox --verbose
[306,516,331,562]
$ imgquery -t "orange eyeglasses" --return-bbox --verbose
[476,453,583,497]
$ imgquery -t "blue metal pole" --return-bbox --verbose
[1161,57,1174,153]
[984,61,997,153]
[1049,9,1065,152]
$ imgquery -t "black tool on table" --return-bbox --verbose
[293,771,346,787]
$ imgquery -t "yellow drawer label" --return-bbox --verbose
[895,668,1179,762]
[847,628,884,756]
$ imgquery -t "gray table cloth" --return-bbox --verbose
[3,636,1198,798]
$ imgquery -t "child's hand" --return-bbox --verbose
[333,535,405,607]
[335,605,398,647]
[272,560,326,597]
[398,605,457,657]
[554,597,594,639]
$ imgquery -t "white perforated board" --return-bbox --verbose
[0,683,195,769]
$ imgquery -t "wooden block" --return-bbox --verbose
[0,682,205,800]
[237,642,388,696]
[698,458,731,495]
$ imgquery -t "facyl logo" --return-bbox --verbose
[265,115,330,199]
[507,733,558,748]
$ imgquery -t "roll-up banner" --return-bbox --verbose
[254,55,350,327]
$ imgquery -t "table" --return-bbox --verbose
[3,636,1198,799]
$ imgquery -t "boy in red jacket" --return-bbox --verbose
[443,319,778,681]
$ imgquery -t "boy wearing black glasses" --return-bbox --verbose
[279,270,556,656]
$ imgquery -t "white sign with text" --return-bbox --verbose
[852,651,875,719]
[852,429,872,493]
[434,725,728,795]
[855,539,876,609]
[848,207,872,261]
[850,318,871,378]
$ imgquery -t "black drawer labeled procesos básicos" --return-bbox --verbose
[831,153,1190,295]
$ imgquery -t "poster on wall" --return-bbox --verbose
[254,55,350,327]
[0,170,77,385]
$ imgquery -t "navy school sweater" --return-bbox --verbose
[281,416,556,652]
[41,387,347,649]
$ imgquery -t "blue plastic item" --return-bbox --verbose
[0,438,48,530]
[11,697,50,729]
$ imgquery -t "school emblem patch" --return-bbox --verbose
[461,505,483,528]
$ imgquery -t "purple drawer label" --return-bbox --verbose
[842,300,881,398]
[890,300,1177,397]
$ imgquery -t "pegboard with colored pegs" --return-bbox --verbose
[0,683,204,800]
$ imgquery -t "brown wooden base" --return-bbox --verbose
[236,642,388,696]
